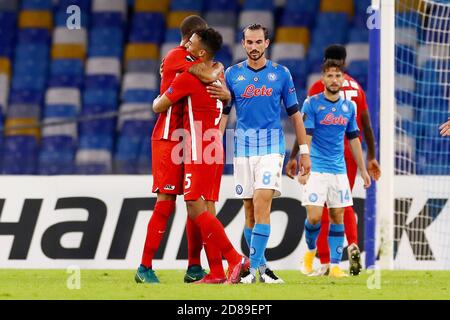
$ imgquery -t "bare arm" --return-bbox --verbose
[189,62,224,84]
[360,109,381,180]
[439,117,450,136]
[220,114,229,135]
[349,137,371,189]
[152,94,172,113]
[290,111,311,182]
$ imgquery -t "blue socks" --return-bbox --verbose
[329,223,345,264]
[244,227,267,267]
[249,224,270,272]
[304,219,321,251]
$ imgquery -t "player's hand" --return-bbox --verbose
[212,61,224,75]
[439,118,450,136]
[367,158,381,181]
[285,158,297,179]
[206,82,231,102]
[299,154,311,176]
[298,172,310,185]
[361,170,372,189]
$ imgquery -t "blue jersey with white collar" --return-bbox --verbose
[225,60,299,157]
[301,93,359,174]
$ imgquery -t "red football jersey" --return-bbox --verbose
[152,46,198,141]
[308,73,368,132]
[165,72,223,164]
[308,73,368,152]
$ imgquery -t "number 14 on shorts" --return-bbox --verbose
[338,189,350,203]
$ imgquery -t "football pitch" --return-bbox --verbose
[0,270,449,300]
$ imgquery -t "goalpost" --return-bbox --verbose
[373,0,450,270]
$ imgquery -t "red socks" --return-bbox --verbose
[344,206,358,246]
[317,207,331,264]
[194,211,240,267]
[140,200,175,268]
[317,206,359,264]
[186,217,202,267]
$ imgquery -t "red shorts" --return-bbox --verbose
[152,140,184,195]
[183,162,224,201]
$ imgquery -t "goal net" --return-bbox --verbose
[393,0,450,269]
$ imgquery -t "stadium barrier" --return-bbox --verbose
[0,175,447,270]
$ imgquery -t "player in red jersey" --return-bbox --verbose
[153,28,249,284]
[286,45,381,276]
[136,16,225,284]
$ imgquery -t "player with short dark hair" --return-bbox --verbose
[153,27,249,284]
[136,16,225,284]
[286,44,381,276]
[299,59,371,278]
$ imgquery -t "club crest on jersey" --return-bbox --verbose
[320,113,349,125]
[268,73,277,81]
[164,184,176,191]
[254,77,259,82]
[237,75,245,81]
[241,84,273,98]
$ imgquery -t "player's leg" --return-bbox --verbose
[201,200,226,281]
[187,199,248,284]
[136,141,180,284]
[301,172,327,275]
[327,173,353,278]
[310,207,330,276]
[344,155,362,275]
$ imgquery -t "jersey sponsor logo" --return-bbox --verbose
[267,73,277,81]
[320,113,349,126]
[236,184,243,195]
[241,85,273,98]
[237,75,245,81]
[318,105,326,111]
[164,184,176,191]
[309,193,318,202]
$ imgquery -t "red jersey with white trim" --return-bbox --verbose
[308,73,368,152]
[165,71,223,163]
[151,46,198,141]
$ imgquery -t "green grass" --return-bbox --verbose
[0,270,449,300]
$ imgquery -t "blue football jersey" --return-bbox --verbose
[225,60,299,157]
[301,93,359,174]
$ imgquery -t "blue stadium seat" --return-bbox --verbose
[347,61,369,90]
[9,89,43,104]
[215,45,232,68]
[90,27,124,47]
[83,89,118,107]
[12,74,46,91]
[2,136,38,174]
[91,12,123,28]
[122,89,158,103]
[48,74,84,88]
[0,11,17,30]
[205,0,238,12]
[14,59,48,77]
[165,28,181,43]
[349,28,369,43]
[57,0,92,11]
[316,13,349,31]
[278,59,308,83]
[285,0,319,13]
[43,104,78,119]
[51,59,84,77]
[21,0,52,10]
[78,134,114,150]
[242,0,274,11]
[39,136,76,175]
[15,44,49,61]
[311,28,347,47]
[17,28,51,44]
[85,75,119,90]
[170,0,204,11]
[355,0,371,14]
[279,11,315,28]
[129,27,165,44]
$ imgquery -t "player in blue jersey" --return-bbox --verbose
[299,59,371,277]
[216,24,311,284]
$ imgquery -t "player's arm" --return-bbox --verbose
[189,61,224,84]
[218,68,235,135]
[348,137,371,189]
[206,79,231,106]
[347,105,371,189]
[153,72,191,113]
[358,90,381,181]
[290,111,311,178]
[439,117,450,136]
